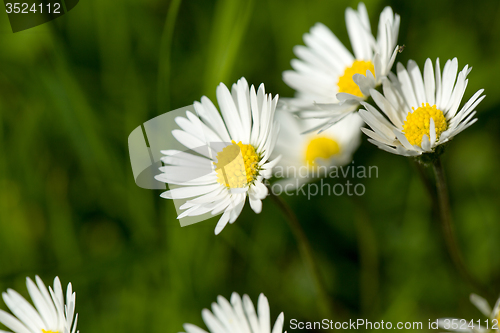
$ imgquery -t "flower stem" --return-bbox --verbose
[432,157,490,295]
[270,193,337,319]
[412,159,437,202]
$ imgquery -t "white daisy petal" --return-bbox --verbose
[183,294,284,333]
[26,277,54,328]
[397,62,418,108]
[352,74,372,97]
[249,197,263,214]
[4,289,46,331]
[303,31,344,74]
[470,294,492,317]
[421,134,431,152]
[361,128,394,146]
[281,4,400,131]
[446,70,468,119]
[346,5,372,60]
[234,78,252,143]
[439,58,458,110]
[491,296,500,321]
[211,195,234,216]
[184,323,209,333]
[429,117,436,146]
[0,310,31,333]
[407,60,426,106]
[214,210,231,235]
[360,57,483,156]
[309,23,354,67]
[217,82,245,142]
[195,98,231,143]
[158,78,278,234]
[230,293,252,333]
[162,184,220,200]
[229,194,246,223]
[35,276,58,328]
[423,58,435,105]
[435,58,443,107]
[211,301,235,333]
[370,89,404,128]
[172,130,214,158]
[393,129,415,151]
[243,295,261,333]
[0,277,78,333]
[201,308,226,333]
[257,294,271,333]
[271,313,284,333]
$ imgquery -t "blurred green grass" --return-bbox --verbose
[0,0,499,332]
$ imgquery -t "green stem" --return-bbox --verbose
[157,0,183,114]
[351,196,379,316]
[412,159,437,202]
[270,193,336,319]
[432,157,490,295]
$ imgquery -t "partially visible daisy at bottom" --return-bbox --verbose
[155,77,280,235]
[182,293,285,333]
[272,111,363,189]
[359,57,485,157]
[0,276,78,333]
[439,293,500,333]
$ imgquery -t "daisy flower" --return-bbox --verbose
[282,2,400,132]
[0,276,78,333]
[155,77,280,235]
[359,58,485,156]
[182,293,285,333]
[272,111,363,189]
[438,293,500,333]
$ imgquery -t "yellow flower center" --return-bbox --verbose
[42,330,58,333]
[304,136,341,166]
[214,141,260,189]
[337,60,375,97]
[403,103,448,147]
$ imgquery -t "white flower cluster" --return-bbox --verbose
[156,2,483,235]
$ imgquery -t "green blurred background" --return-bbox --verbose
[0,0,499,331]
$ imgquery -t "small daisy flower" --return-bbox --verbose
[282,2,400,131]
[359,58,485,156]
[0,276,78,333]
[182,293,285,333]
[155,77,280,235]
[272,111,363,188]
[438,293,500,333]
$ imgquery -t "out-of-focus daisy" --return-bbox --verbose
[439,293,500,333]
[155,77,280,235]
[359,58,485,156]
[282,2,400,131]
[272,111,363,188]
[182,293,285,333]
[0,276,78,333]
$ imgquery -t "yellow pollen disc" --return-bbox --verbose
[403,103,448,147]
[214,141,260,189]
[337,60,375,97]
[42,330,58,333]
[304,136,341,166]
